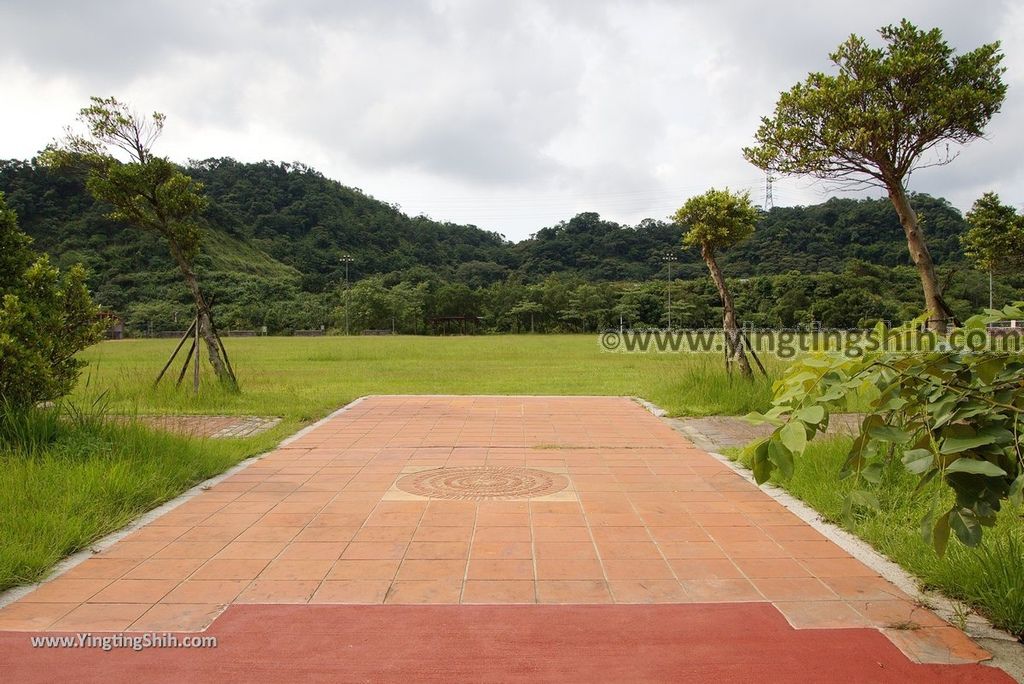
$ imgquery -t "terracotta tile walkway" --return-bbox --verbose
[0,396,991,666]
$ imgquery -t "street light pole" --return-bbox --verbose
[662,252,677,329]
[340,254,354,335]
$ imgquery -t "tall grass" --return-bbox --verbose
[0,403,252,590]
[732,436,1024,638]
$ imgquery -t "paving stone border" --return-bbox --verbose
[124,415,282,439]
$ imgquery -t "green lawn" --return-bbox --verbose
[730,437,1024,638]
[76,334,781,426]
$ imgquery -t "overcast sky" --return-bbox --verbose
[2,0,1021,241]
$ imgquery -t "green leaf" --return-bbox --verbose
[750,439,772,484]
[768,436,795,480]
[950,508,982,547]
[900,448,933,475]
[1009,474,1023,505]
[972,357,1006,385]
[944,458,1007,477]
[779,421,807,455]
[794,405,825,424]
[912,467,939,496]
[861,462,884,484]
[848,489,880,511]
[939,434,998,454]
[868,424,912,443]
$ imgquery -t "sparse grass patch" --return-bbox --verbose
[730,436,1024,638]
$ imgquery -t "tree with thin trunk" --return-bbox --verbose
[674,188,758,378]
[743,20,1007,333]
[42,97,238,389]
[962,192,1024,310]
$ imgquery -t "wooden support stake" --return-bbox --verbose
[741,331,769,378]
[154,318,197,386]
[193,312,201,392]
[175,340,196,387]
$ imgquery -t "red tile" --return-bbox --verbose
[327,559,401,580]
[774,600,872,629]
[312,580,391,604]
[732,558,810,579]
[668,559,743,580]
[236,580,319,604]
[397,559,466,581]
[609,580,688,603]
[385,580,462,604]
[536,580,612,604]
[466,559,535,581]
[89,579,179,603]
[751,578,839,601]
[462,580,535,604]
[682,579,763,602]
[259,559,333,581]
[536,558,604,580]
[602,560,675,580]
[470,541,533,559]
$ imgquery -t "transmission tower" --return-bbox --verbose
[764,172,774,210]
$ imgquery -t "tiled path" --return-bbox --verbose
[0,396,998,671]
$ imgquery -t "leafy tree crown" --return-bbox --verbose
[743,20,1006,187]
[962,192,1024,274]
[674,188,759,254]
[40,96,208,262]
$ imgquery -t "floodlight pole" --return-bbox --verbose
[340,254,354,335]
[662,252,678,329]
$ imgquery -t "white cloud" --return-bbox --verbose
[0,0,1020,239]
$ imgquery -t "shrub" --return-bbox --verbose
[0,193,103,409]
[747,306,1024,554]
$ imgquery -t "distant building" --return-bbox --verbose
[97,311,125,340]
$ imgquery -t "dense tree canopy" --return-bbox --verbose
[0,155,1019,336]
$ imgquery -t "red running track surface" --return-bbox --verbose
[0,603,1011,683]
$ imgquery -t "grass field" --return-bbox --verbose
[76,334,781,426]
[731,437,1024,638]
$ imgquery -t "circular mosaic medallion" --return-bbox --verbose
[396,466,569,500]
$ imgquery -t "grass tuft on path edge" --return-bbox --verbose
[0,406,258,592]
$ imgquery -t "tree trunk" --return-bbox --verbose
[169,246,237,388]
[886,184,954,333]
[702,243,752,378]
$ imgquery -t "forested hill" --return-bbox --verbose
[514,194,965,280]
[0,156,974,330]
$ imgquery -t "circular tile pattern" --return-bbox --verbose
[396,466,569,501]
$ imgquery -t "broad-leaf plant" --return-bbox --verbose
[746,304,1024,554]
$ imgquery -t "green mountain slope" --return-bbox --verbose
[1,156,1001,334]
